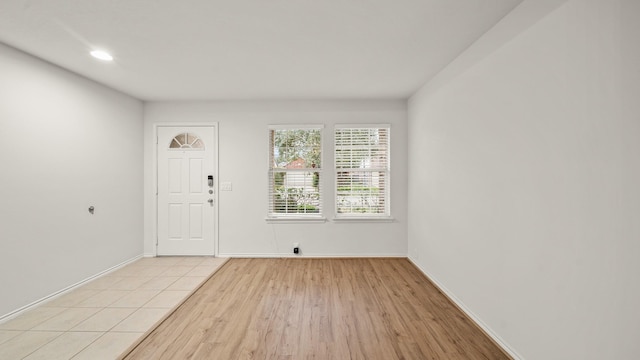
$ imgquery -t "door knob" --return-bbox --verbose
[208,199,214,205]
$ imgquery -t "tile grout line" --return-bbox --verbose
[0,257,229,360]
[64,331,107,360]
[116,258,231,360]
[0,255,143,325]
[17,331,64,360]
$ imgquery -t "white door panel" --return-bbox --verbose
[157,126,216,255]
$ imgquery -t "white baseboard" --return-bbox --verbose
[218,253,407,258]
[0,254,143,323]
[407,256,523,360]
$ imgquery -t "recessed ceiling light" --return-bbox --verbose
[90,50,113,61]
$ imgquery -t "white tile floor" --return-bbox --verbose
[0,256,228,360]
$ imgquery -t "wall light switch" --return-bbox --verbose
[221,182,233,191]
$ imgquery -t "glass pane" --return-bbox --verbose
[191,139,204,149]
[175,133,186,146]
[335,128,389,169]
[271,129,321,169]
[169,133,205,150]
[336,171,386,214]
[270,171,320,214]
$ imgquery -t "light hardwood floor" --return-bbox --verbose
[123,258,510,360]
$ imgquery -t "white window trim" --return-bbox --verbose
[334,124,391,219]
[335,124,391,129]
[332,216,394,223]
[268,124,325,130]
[265,217,327,224]
[267,125,325,221]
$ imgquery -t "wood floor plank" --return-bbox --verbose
[123,258,510,360]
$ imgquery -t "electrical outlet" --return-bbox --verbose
[293,242,300,254]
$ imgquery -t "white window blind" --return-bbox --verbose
[335,126,390,217]
[268,127,323,218]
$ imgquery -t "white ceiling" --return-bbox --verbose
[0,0,523,101]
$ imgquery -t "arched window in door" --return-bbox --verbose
[169,133,205,150]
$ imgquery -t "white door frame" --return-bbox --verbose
[153,123,219,257]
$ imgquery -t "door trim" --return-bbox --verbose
[153,123,219,257]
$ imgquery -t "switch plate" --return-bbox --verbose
[220,182,233,191]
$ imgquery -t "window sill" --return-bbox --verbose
[265,217,327,224]
[332,217,395,223]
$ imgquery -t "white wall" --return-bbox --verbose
[408,0,640,359]
[144,100,408,257]
[0,43,144,318]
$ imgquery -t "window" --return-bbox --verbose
[169,133,204,149]
[335,125,390,217]
[268,126,323,218]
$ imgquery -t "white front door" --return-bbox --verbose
[157,126,216,255]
